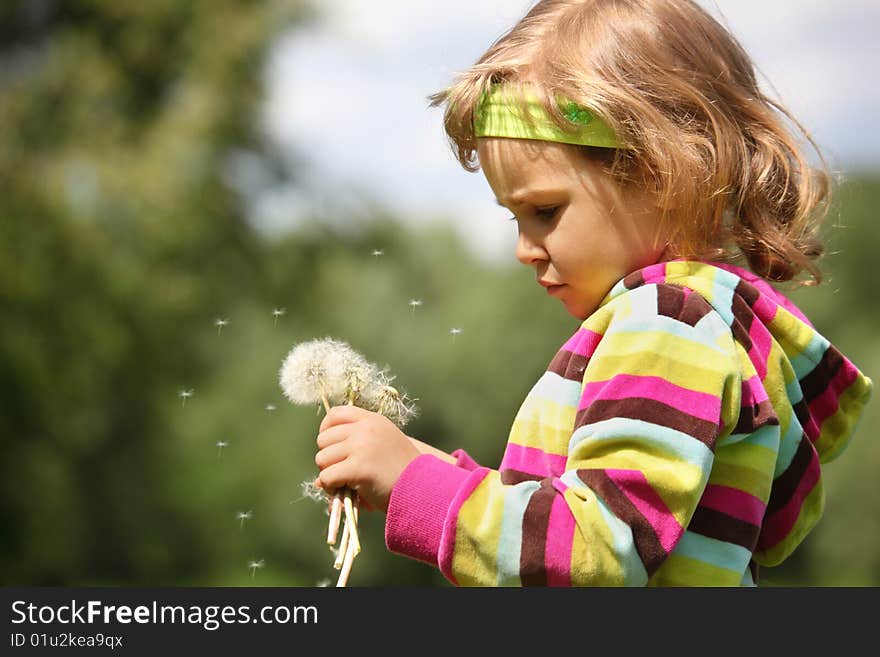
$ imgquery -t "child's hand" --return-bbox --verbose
[314,405,421,512]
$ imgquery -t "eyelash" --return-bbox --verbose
[508,206,559,222]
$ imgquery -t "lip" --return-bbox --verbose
[539,280,565,294]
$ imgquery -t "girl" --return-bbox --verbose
[313,0,873,586]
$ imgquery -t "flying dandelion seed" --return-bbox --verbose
[408,299,423,315]
[248,559,265,579]
[178,388,194,407]
[265,403,276,412]
[371,249,384,258]
[237,510,253,530]
[271,308,286,326]
[216,440,229,458]
[450,327,463,342]
[214,318,229,335]
[316,578,331,587]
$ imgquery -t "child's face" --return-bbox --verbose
[478,138,666,320]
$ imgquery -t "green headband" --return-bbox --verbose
[473,84,620,149]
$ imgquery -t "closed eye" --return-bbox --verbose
[535,206,560,220]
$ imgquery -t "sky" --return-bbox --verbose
[259,0,880,265]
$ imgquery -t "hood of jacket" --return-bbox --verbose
[604,260,873,566]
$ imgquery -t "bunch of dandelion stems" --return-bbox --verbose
[315,388,360,587]
[319,383,409,586]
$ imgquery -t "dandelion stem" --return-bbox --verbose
[336,503,359,587]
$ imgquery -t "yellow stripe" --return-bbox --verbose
[815,375,873,462]
[754,481,825,567]
[597,329,732,370]
[509,419,570,454]
[451,471,505,586]
[714,441,777,488]
[649,553,743,586]
[564,487,628,585]
[587,351,730,397]
[707,460,771,500]
[573,450,706,527]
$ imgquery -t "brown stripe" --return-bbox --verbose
[519,479,555,586]
[678,292,714,327]
[688,506,760,551]
[731,293,755,333]
[732,398,779,435]
[735,279,760,307]
[730,295,754,352]
[575,397,719,448]
[765,435,813,516]
[656,284,685,320]
[578,469,667,575]
[792,399,811,429]
[623,269,645,290]
[500,469,544,485]
[548,349,589,382]
[749,559,760,584]
[800,346,844,404]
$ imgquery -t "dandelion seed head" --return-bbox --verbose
[377,384,419,428]
[216,440,229,448]
[371,249,384,257]
[299,479,328,504]
[408,299,422,308]
[265,403,276,412]
[271,308,286,318]
[236,510,253,521]
[278,338,342,405]
[450,328,463,336]
[279,338,379,406]
[178,388,194,398]
[214,318,229,327]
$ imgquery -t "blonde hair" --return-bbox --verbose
[431,0,831,284]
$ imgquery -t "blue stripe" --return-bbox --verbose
[495,480,540,586]
[789,332,830,379]
[530,371,585,407]
[672,530,751,574]
[593,496,650,586]
[569,417,714,469]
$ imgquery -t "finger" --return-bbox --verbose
[316,460,358,492]
[315,441,350,470]
[319,404,371,432]
[316,424,352,450]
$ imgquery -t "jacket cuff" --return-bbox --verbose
[385,454,471,566]
[451,448,481,471]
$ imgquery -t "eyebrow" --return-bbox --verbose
[495,188,562,207]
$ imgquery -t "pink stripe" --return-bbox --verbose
[640,261,668,285]
[807,359,860,431]
[606,469,684,553]
[500,443,567,478]
[757,455,821,551]
[578,374,721,423]
[561,328,603,357]
[699,484,766,526]
[751,293,779,327]
[437,468,491,585]
[741,375,770,407]
[747,321,772,381]
[545,482,574,587]
[712,261,810,326]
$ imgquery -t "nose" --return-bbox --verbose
[515,229,548,266]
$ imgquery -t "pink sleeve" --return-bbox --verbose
[384,454,473,567]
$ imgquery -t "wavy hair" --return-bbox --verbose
[430,0,831,283]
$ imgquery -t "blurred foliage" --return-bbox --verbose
[0,1,876,588]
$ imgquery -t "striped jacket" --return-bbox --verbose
[384,261,873,586]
